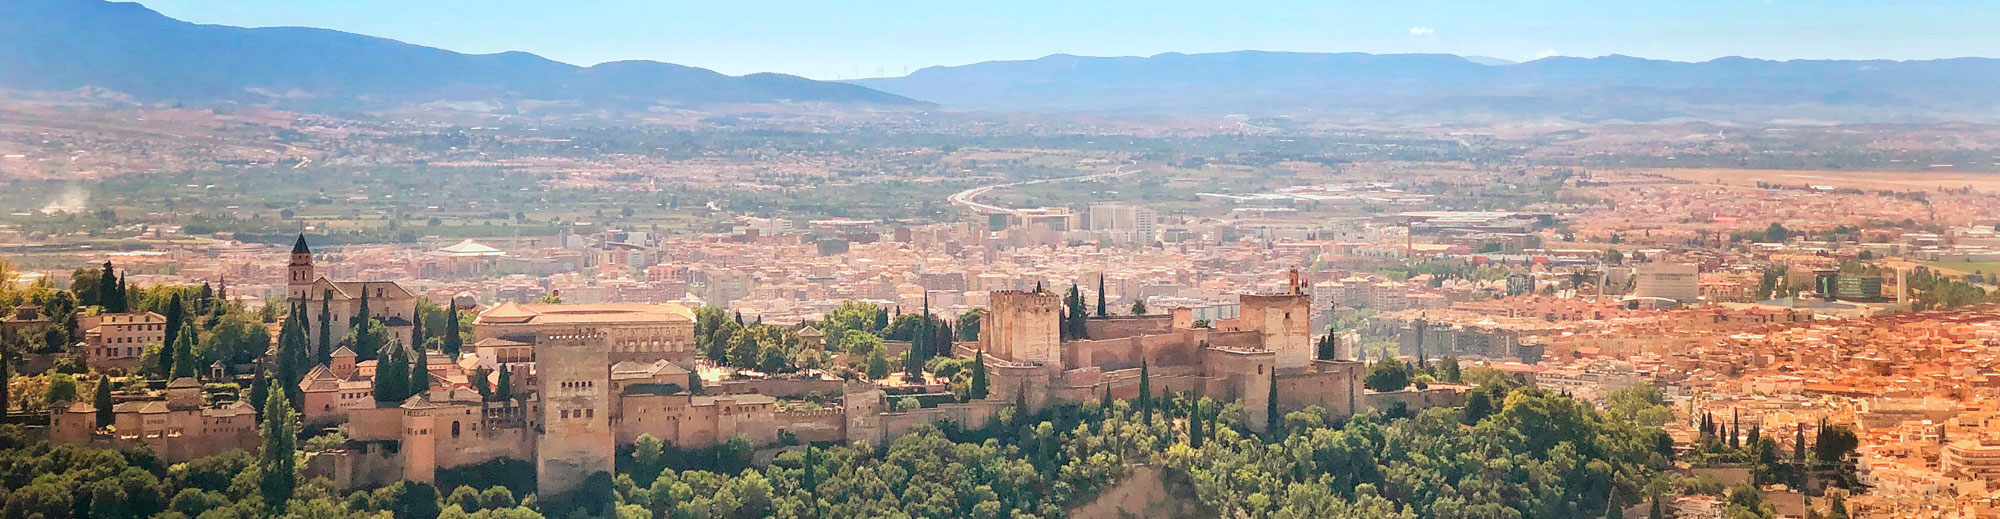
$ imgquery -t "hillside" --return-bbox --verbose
[0,0,922,111]
[852,51,2000,123]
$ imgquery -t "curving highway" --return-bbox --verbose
[947,163,1138,215]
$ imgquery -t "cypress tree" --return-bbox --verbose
[198,282,214,315]
[473,367,492,400]
[116,274,129,313]
[373,340,408,403]
[1095,275,1108,318]
[1137,360,1152,426]
[92,375,113,427]
[249,368,269,422]
[170,321,199,378]
[163,293,184,344]
[1189,399,1205,448]
[352,289,370,328]
[98,261,117,311]
[496,368,514,402]
[1649,493,1663,519]
[1795,425,1808,465]
[318,291,333,363]
[1730,410,1742,450]
[259,388,298,510]
[411,344,432,395]
[968,350,989,400]
[1266,369,1280,436]
[410,309,426,354]
[442,302,462,359]
[277,304,308,409]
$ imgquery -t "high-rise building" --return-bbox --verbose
[1087,202,1158,245]
[1633,263,1701,303]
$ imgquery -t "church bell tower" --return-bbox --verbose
[289,234,315,302]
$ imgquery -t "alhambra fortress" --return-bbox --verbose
[53,240,1464,500]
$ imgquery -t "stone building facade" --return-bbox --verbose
[80,311,166,372]
[51,377,260,464]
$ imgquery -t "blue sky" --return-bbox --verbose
[136,0,1999,80]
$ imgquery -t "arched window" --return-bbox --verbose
[451,421,461,438]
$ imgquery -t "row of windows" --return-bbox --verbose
[557,408,596,420]
[107,324,164,331]
[97,347,141,358]
[558,380,597,389]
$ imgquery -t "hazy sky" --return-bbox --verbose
[136,0,1999,80]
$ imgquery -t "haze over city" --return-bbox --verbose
[3,2,2000,519]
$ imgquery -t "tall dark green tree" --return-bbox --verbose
[495,368,514,402]
[1061,283,1089,340]
[411,344,432,395]
[169,320,199,378]
[352,289,370,329]
[197,282,214,316]
[373,340,409,403]
[442,302,463,359]
[1315,328,1337,360]
[277,301,309,408]
[472,367,492,400]
[1265,370,1280,436]
[409,309,426,355]
[1188,398,1206,448]
[259,388,298,511]
[162,293,184,351]
[1137,360,1152,426]
[1095,276,1108,318]
[98,261,119,312]
[968,350,989,400]
[249,368,269,422]
[92,374,113,426]
[116,274,130,313]
[317,291,333,363]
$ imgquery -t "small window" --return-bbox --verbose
[451,421,461,438]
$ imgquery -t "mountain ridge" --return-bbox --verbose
[0,0,924,111]
[851,50,2000,123]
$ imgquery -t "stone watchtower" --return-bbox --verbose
[980,289,1063,368]
[288,234,316,302]
[534,329,613,501]
[1239,269,1312,370]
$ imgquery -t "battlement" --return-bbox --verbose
[776,408,847,419]
[988,290,1064,307]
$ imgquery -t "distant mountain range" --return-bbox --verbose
[8,0,2000,124]
[852,51,2000,123]
[0,0,922,112]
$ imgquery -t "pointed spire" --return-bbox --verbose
[292,233,311,254]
